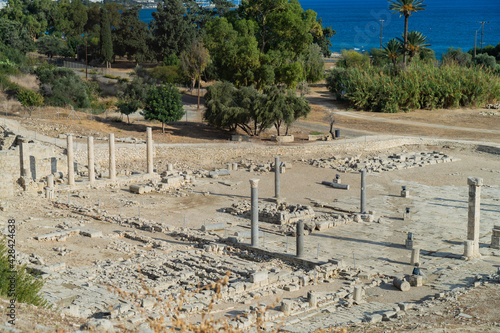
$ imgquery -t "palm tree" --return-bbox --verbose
[397,31,430,64]
[382,39,401,69]
[388,0,426,66]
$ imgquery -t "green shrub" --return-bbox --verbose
[473,53,497,70]
[337,49,371,69]
[149,65,185,84]
[36,66,92,108]
[326,63,500,112]
[0,238,48,307]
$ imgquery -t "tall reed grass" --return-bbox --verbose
[326,63,500,112]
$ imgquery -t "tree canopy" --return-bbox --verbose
[143,84,185,133]
[150,0,195,62]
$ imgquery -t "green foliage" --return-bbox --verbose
[17,88,44,108]
[397,31,430,64]
[204,0,332,88]
[37,35,64,58]
[204,81,310,136]
[313,21,336,57]
[382,39,402,69]
[304,43,325,82]
[0,18,36,54]
[99,8,113,66]
[388,0,426,65]
[0,238,48,307]
[36,65,91,108]
[143,84,184,131]
[473,53,497,70]
[326,63,500,113]
[163,54,180,67]
[338,50,370,69]
[0,43,27,70]
[204,18,260,87]
[112,6,149,63]
[150,0,195,62]
[117,100,140,123]
[443,47,472,66]
[149,65,185,84]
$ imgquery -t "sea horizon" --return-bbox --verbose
[140,0,500,58]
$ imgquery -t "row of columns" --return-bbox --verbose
[65,128,154,186]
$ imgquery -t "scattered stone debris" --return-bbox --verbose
[309,151,457,173]
[484,102,500,110]
[224,201,315,225]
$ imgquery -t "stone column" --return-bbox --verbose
[87,136,95,185]
[146,127,153,174]
[45,174,54,199]
[463,240,474,258]
[353,286,362,302]
[46,174,54,188]
[491,225,500,250]
[360,170,366,214]
[67,135,74,186]
[467,177,483,257]
[275,156,280,199]
[410,247,420,266]
[250,179,259,247]
[18,137,28,177]
[308,291,318,308]
[296,220,304,258]
[109,133,116,181]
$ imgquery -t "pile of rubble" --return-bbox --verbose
[309,151,457,173]
[237,159,292,173]
[0,125,17,150]
[278,211,376,235]
[485,102,500,110]
[224,201,315,225]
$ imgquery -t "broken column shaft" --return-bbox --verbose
[250,179,259,247]
[67,135,74,186]
[296,220,304,258]
[467,177,483,257]
[109,133,116,181]
[88,136,95,185]
[275,156,280,199]
[146,127,153,174]
[360,170,366,214]
[18,137,28,177]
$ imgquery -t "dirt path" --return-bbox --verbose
[302,84,500,143]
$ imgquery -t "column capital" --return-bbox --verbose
[467,177,483,186]
[250,179,260,188]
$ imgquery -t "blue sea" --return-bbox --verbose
[140,0,500,58]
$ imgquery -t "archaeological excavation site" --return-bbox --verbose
[0,115,499,333]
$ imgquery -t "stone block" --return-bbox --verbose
[271,135,294,143]
[79,228,102,238]
[129,184,154,194]
[250,271,268,284]
[164,176,184,186]
[409,275,423,287]
[467,177,483,186]
[231,135,251,142]
[281,300,293,315]
[141,297,156,309]
[209,169,230,177]
[490,234,500,250]
[201,223,226,231]
[365,314,383,323]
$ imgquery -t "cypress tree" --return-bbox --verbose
[100,8,113,69]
